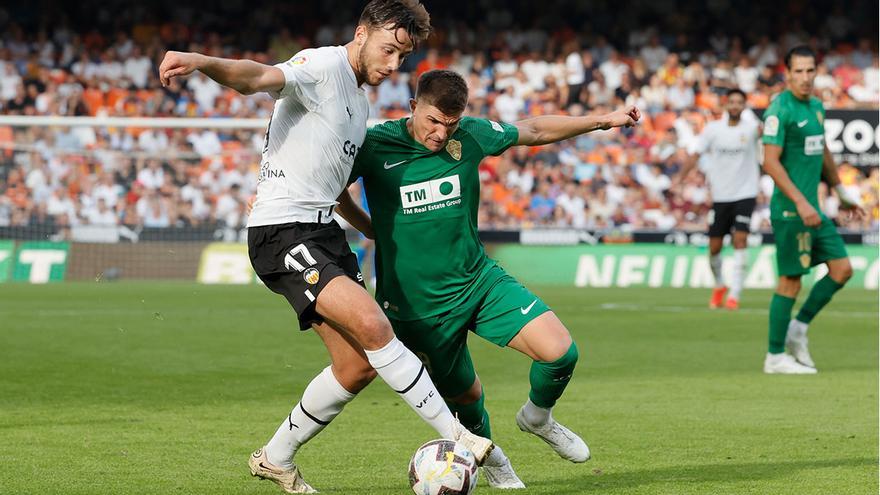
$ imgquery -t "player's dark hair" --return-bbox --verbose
[359,0,432,45]
[415,69,468,115]
[727,88,746,100]
[784,45,816,69]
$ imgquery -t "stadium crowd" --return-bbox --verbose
[0,1,877,233]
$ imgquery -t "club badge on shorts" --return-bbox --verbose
[799,254,811,269]
[303,268,320,285]
[446,139,462,160]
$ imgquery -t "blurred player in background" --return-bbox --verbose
[159,2,494,493]
[761,46,865,375]
[675,88,761,310]
[347,69,640,488]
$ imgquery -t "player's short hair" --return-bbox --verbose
[727,88,746,100]
[359,0,432,45]
[415,69,468,115]
[784,45,816,69]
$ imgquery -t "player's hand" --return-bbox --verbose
[159,51,203,87]
[840,202,867,220]
[796,201,822,227]
[602,105,641,129]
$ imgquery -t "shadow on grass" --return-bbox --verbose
[523,457,877,494]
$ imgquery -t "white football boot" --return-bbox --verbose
[763,352,817,374]
[515,408,590,463]
[785,320,816,369]
[481,446,526,489]
[249,448,317,494]
[451,418,495,466]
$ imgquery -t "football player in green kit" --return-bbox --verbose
[761,45,865,375]
[345,69,640,487]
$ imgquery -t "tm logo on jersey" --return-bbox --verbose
[399,175,462,214]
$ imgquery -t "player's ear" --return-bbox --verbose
[409,98,417,114]
[354,25,368,47]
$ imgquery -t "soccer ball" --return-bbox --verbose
[408,439,479,495]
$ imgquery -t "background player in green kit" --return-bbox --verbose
[346,69,640,487]
[761,46,865,375]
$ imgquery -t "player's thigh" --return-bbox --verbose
[390,315,476,399]
[249,222,370,334]
[507,312,572,362]
[812,219,850,279]
[313,321,376,394]
[472,267,568,361]
[316,276,393,350]
[771,218,812,277]
[732,197,756,233]
[708,202,735,238]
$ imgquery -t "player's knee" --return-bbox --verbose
[448,379,482,405]
[777,277,801,297]
[537,328,575,363]
[355,312,394,350]
[541,340,579,370]
[831,261,853,283]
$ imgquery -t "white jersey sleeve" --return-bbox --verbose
[269,49,330,105]
[693,122,714,155]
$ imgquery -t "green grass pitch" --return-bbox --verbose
[1,283,876,494]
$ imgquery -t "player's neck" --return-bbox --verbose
[344,42,365,87]
[788,88,810,101]
[727,117,740,126]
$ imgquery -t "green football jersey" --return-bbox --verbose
[761,89,827,221]
[351,117,519,321]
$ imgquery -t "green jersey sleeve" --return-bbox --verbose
[459,117,520,157]
[762,99,787,147]
[349,129,378,184]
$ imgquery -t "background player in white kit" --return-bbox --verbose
[675,89,761,310]
[158,1,493,493]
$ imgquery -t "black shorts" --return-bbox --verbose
[248,220,365,330]
[708,197,756,237]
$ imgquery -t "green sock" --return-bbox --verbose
[795,276,844,324]
[768,293,796,354]
[447,391,491,440]
[528,342,579,408]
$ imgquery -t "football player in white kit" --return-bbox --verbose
[675,89,761,310]
[158,2,493,493]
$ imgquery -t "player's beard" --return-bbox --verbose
[356,42,377,86]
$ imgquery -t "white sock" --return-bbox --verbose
[265,366,355,469]
[730,249,747,299]
[520,398,551,426]
[365,337,455,438]
[483,443,510,467]
[789,319,809,336]
[710,254,724,288]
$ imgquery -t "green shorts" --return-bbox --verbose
[771,217,849,277]
[388,264,550,398]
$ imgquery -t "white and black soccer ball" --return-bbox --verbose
[408,439,479,495]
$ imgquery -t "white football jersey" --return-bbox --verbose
[247,45,369,227]
[695,119,761,203]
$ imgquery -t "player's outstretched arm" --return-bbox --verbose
[158,51,284,95]
[763,144,821,226]
[513,105,641,146]
[673,153,700,188]
[821,145,866,218]
[336,188,375,240]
